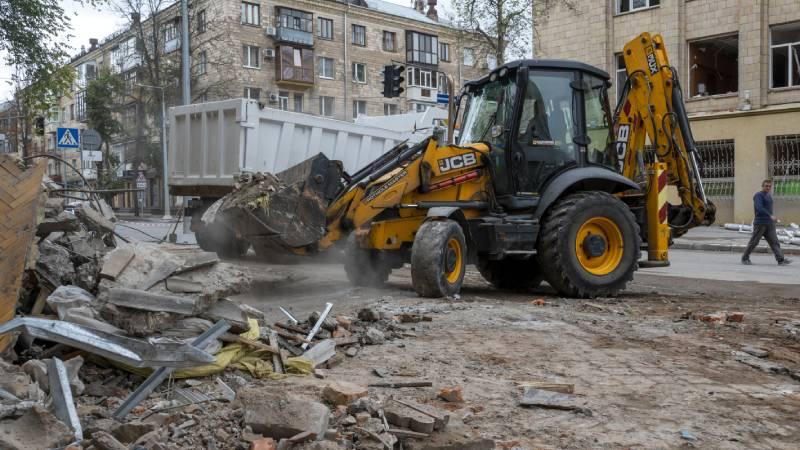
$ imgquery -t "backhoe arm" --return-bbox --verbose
[615,33,716,236]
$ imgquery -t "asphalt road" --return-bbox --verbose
[639,249,799,285]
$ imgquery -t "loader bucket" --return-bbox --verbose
[214,153,345,253]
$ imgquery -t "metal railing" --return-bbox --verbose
[696,139,735,199]
[768,134,800,199]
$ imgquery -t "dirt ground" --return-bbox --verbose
[233,258,800,449]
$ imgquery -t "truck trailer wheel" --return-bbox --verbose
[411,220,466,298]
[344,234,391,287]
[477,257,543,290]
[537,191,640,298]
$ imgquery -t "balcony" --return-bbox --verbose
[275,45,314,87]
[276,27,313,46]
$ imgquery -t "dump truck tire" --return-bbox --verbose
[411,220,466,298]
[477,257,543,290]
[195,222,249,258]
[537,191,640,298]
[344,234,391,287]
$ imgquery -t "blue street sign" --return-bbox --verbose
[57,128,80,149]
[436,93,449,104]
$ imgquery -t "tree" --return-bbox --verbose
[85,67,124,193]
[453,0,578,65]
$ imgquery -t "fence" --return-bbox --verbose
[767,134,800,200]
[696,139,735,199]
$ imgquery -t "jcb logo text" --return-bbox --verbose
[438,152,477,173]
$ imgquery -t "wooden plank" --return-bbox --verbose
[517,382,575,394]
[99,247,135,281]
[0,156,46,352]
[268,329,285,374]
[31,286,53,316]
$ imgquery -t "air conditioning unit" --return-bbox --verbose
[263,48,275,59]
[265,26,277,36]
[268,93,279,103]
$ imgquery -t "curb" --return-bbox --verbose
[672,242,800,255]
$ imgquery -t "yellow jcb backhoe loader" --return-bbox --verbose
[209,32,715,299]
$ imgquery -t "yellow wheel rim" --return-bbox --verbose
[574,217,624,276]
[444,238,463,284]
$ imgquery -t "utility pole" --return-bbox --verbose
[181,0,190,105]
[137,84,171,219]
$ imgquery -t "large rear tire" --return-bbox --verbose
[344,234,391,287]
[411,220,467,298]
[477,257,543,290]
[537,191,640,298]
[195,222,249,258]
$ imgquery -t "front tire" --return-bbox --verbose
[477,257,544,290]
[537,191,640,298]
[411,220,467,298]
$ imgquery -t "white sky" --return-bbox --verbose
[0,0,453,103]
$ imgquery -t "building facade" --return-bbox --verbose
[41,0,491,211]
[535,0,800,223]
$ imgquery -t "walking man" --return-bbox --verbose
[742,179,792,265]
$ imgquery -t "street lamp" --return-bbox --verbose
[136,83,171,219]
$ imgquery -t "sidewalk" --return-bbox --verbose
[672,226,800,255]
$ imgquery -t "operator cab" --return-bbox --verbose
[456,60,617,211]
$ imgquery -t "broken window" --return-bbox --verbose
[696,139,735,199]
[771,22,800,89]
[688,35,739,97]
[767,134,800,198]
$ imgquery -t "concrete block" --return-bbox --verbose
[239,388,329,440]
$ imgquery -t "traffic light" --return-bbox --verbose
[382,64,405,98]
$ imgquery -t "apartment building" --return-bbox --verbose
[42,0,490,210]
[535,0,800,223]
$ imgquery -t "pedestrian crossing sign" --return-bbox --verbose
[57,127,80,149]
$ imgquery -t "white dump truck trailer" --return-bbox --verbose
[168,98,423,254]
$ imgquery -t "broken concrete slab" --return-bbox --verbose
[36,211,80,236]
[165,276,203,293]
[742,346,769,358]
[99,247,135,281]
[391,398,449,431]
[302,339,336,368]
[75,201,115,234]
[108,287,200,315]
[62,306,127,335]
[322,381,368,406]
[173,252,220,275]
[91,430,128,450]
[239,387,329,440]
[200,298,249,333]
[519,387,584,412]
[0,405,74,450]
[111,420,157,444]
[47,357,82,440]
[364,327,385,345]
[36,240,76,286]
[45,285,95,319]
[141,260,181,291]
[384,401,436,434]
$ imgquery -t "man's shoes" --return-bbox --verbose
[778,258,792,266]
[741,259,752,265]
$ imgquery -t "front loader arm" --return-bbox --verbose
[615,33,716,233]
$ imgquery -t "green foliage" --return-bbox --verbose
[86,67,124,143]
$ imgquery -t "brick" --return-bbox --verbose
[322,381,368,405]
[250,438,277,450]
[438,386,463,402]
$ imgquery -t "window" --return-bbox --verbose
[319,57,335,79]
[617,0,659,14]
[123,70,137,96]
[384,103,398,115]
[407,67,437,89]
[241,2,260,26]
[277,7,312,32]
[294,94,303,112]
[771,22,800,88]
[412,103,429,113]
[197,9,206,33]
[320,96,335,117]
[689,35,738,97]
[615,53,627,101]
[352,24,366,46]
[162,21,178,42]
[318,17,333,40]
[767,134,800,199]
[352,62,367,83]
[243,44,260,68]
[439,43,450,62]
[47,106,59,124]
[463,48,475,66]
[197,51,207,75]
[383,31,396,52]
[278,91,289,110]
[75,91,86,122]
[353,100,367,118]
[406,31,438,65]
[244,87,260,100]
[437,73,448,93]
[696,139,735,199]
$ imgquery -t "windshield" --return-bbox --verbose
[584,75,616,169]
[457,77,516,148]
